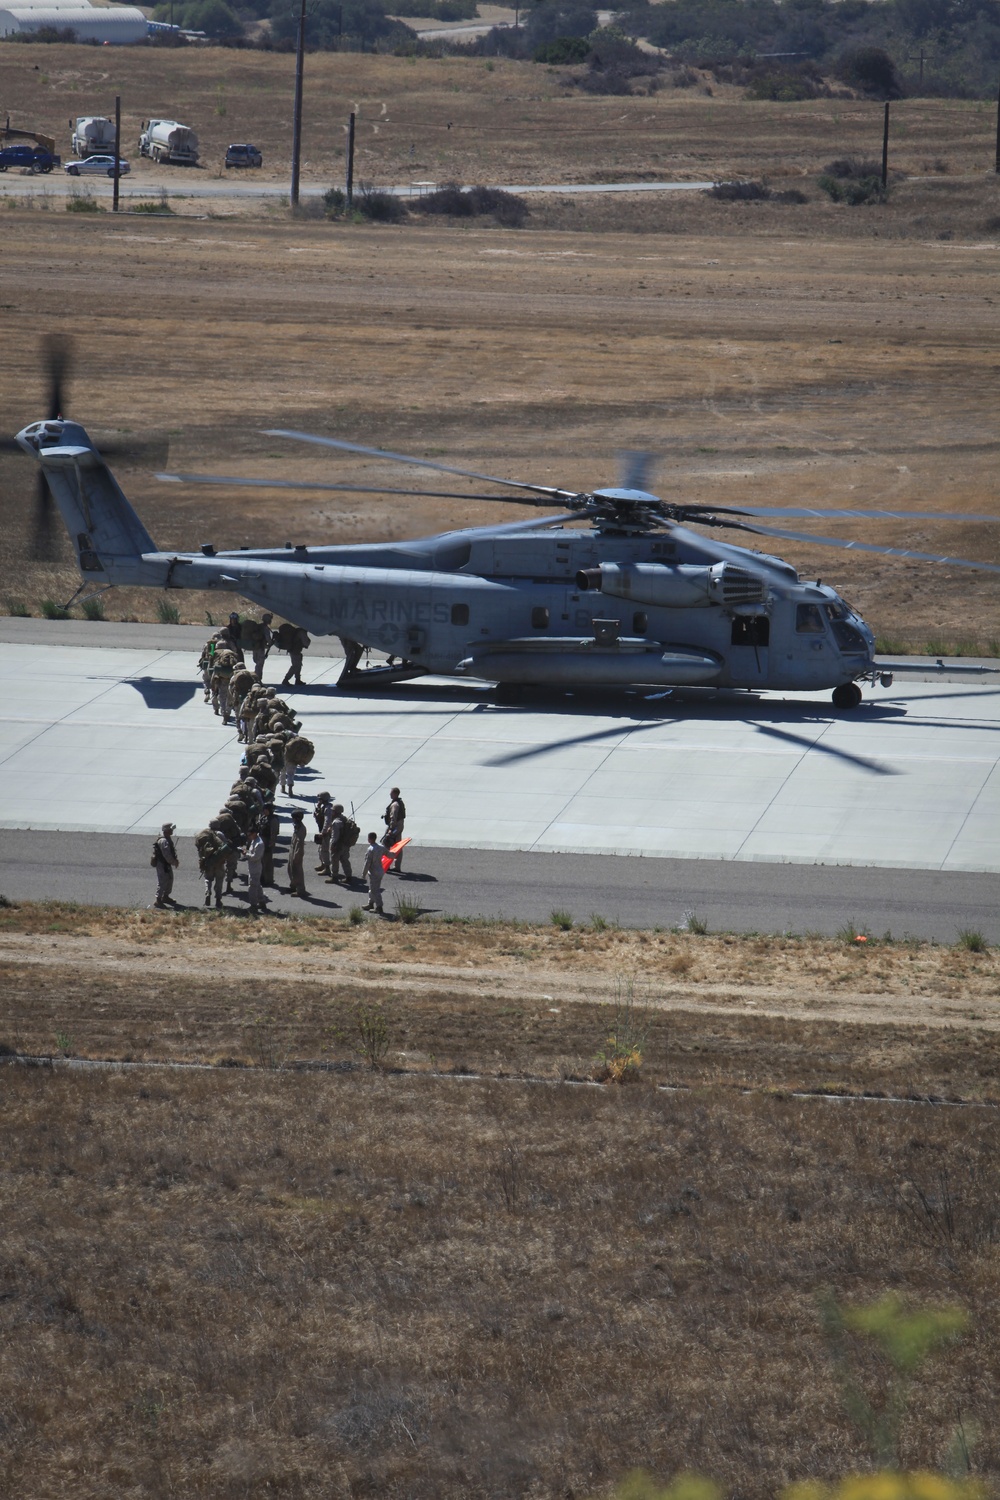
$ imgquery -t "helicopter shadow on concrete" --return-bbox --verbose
[482,710,902,777]
[124,677,200,710]
[324,680,910,777]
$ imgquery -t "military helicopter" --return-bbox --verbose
[12,355,1000,709]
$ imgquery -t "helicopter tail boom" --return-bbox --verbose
[18,420,157,585]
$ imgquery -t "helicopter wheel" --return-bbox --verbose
[494,683,523,705]
[831,682,863,710]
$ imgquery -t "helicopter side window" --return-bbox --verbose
[824,601,848,622]
[796,604,826,633]
[451,603,469,626]
[531,606,550,630]
[632,611,648,635]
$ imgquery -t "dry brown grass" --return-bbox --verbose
[3,907,1000,1099]
[1,1060,999,1499]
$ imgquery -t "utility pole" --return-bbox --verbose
[881,99,890,189]
[346,108,358,207]
[112,93,121,212]
[290,0,306,208]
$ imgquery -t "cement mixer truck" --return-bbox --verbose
[71,117,117,158]
[138,120,199,166]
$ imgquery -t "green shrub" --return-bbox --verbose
[81,597,106,621]
[708,179,770,201]
[323,186,346,216]
[551,909,573,930]
[533,34,589,62]
[156,598,181,624]
[356,183,406,223]
[40,598,70,620]
[818,172,887,205]
[956,928,987,953]
[66,193,101,214]
[5,599,29,617]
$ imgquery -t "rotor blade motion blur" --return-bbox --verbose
[263,428,581,501]
[155,471,563,505]
[735,505,1000,523]
[738,521,1000,575]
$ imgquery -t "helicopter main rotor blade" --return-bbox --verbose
[263,429,581,502]
[736,521,1000,576]
[661,518,800,591]
[734,505,1000,523]
[155,471,561,506]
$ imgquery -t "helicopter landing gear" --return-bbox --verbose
[831,682,863,710]
[494,682,524,705]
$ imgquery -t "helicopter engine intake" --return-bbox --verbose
[575,561,768,609]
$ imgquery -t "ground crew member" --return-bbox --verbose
[361,831,388,914]
[325,804,353,884]
[280,747,297,796]
[152,822,179,908]
[242,827,265,913]
[383,786,406,873]
[287,808,307,897]
[314,791,333,874]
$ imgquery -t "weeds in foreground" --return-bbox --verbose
[5,598,29,617]
[243,1011,290,1070]
[81,597,106,621]
[594,972,651,1084]
[956,928,987,953]
[551,909,573,931]
[40,599,69,620]
[54,1031,73,1056]
[348,904,365,926]
[393,893,422,924]
[156,597,181,624]
[683,912,709,935]
[353,1000,391,1069]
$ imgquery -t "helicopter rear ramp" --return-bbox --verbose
[1,625,1000,873]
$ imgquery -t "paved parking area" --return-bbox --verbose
[2,638,1000,870]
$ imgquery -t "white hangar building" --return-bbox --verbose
[0,3,149,42]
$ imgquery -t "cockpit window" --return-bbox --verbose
[796,604,826,633]
[824,601,848,622]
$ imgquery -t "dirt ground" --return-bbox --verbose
[4,910,1000,1098]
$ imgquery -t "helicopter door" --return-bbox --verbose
[729,613,770,685]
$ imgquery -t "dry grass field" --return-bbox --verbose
[1,48,1000,647]
[2,909,1000,1498]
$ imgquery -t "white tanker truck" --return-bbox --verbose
[138,119,199,166]
[70,117,117,157]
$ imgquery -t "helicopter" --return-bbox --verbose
[11,346,1000,709]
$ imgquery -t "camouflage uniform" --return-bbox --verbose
[152,823,179,908]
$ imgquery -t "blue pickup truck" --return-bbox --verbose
[0,144,60,173]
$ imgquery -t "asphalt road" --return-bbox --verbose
[0,829,996,939]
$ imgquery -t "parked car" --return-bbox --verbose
[225,143,262,169]
[64,155,131,177]
[0,144,60,173]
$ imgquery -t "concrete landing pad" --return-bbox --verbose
[1,638,1000,870]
